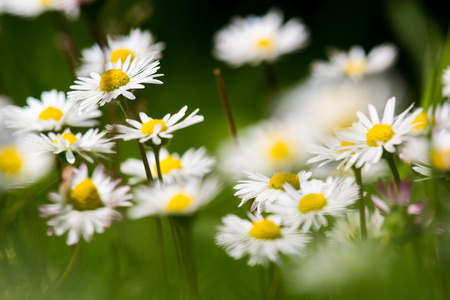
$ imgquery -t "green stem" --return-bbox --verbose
[169,218,187,300]
[383,152,401,189]
[435,235,448,300]
[267,263,280,300]
[352,167,367,239]
[259,265,266,300]
[152,144,164,182]
[47,242,81,295]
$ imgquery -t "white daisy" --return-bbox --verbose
[429,128,450,172]
[267,176,359,232]
[68,55,163,113]
[27,128,115,164]
[76,29,165,77]
[128,177,221,218]
[215,213,310,266]
[213,8,309,67]
[2,90,101,134]
[312,44,397,80]
[121,147,215,185]
[109,106,204,145]
[336,97,422,170]
[39,164,132,245]
[1,0,80,19]
[233,170,312,213]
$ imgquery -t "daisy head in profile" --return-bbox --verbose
[1,0,80,20]
[213,8,309,67]
[39,164,132,245]
[68,55,163,113]
[2,90,101,134]
[312,44,397,80]
[215,213,310,266]
[108,106,204,145]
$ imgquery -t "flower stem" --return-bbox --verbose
[352,167,367,239]
[47,242,81,296]
[152,144,164,182]
[383,152,401,189]
[168,217,187,300]
[267,263,280,300]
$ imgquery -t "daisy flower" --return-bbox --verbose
[233,170,312,213]
[40,164,132,245]
[27,128,115,164]
[336,97,422,170]
[1,0,80,19]
[68,55,163,113]
[76,29,165,76]
[215,213,310,266]
[312,44,397,80]
[213,8,309,67]
[121,147,215,185]
[2,90,101,134]
[267,176,359,232]
[128,177,221,218]
[429,128,450,173]
[109,106,204,145]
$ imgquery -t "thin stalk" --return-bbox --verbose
[435,231,448,300]
[267,263,280,300]
[352,167,367,239]
[169,218,187,300]
[259,266,266,300]
[384,152,401,189]
[152,144,164,182]
[47,242,81,296]
[213,68,239,147]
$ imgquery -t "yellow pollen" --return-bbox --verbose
[366,124,395,147]
[110,49,135,64]
[256,38,273,49]
[411,111,429,132]
[39,106,63,121]
[344,59,367,77]
[299,193,327,213]
[431,147,450,172]
[271,142,290,159]
[0,146,22,175]
[167,194,191,212]
[141,119,168,135]
[54,132,78,146]
[269,172,300,191]
[99,69,130,92]
[41,0,54,7]
[339,141,355,153]
[155,156,182,175]
[69,178,103,211]
[249,219,281,240]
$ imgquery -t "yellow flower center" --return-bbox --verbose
[69,178,103,211]
[167,194,192,212]
[269,172,300,191]
[411,111,429,132]
[155,155,182,175]
[256,38,274,49]
[431,147,450,172]
[54,132,78,146]
[0,146,22,175]
[110,48,135,64]
[39,106,64,121]
[249,219,281,240]
[41,0,54,7]
[271,141,290,160]
[298,193,327,213]
[99,69,130,92]
[366,124,395,147]
[344,59,367,77]
[141,119,168,135]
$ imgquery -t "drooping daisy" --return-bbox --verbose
[27,128,115,164]
[40,164,132,245]
[121,147,215,185]
[2,90,101,134]
[233,170,312,213]
[213,8,309,67]
[215,213,310,266]
[68,55,163,113]
[128,177,221,218]
[109,106,204,145]
[1,0,80,19]
[312,44,397,80]
[267,176,359,232]
[76,29,165,76]
[336,97,422,170]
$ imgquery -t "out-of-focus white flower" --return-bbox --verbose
[267,176,359,232]
[121,147,215,185]
[27,128,115,164]
[68,56,162,113]
[76,29,165,76]
[312,44,397,80]
[429,128,450,172]
[3,90,101,134]
[109,106,203,145]
[40,164,132,245]
[1,0,80,19]
[233,170,311,213]
[213,8,309,67]
[128,177,221,218]
[399,136,429,165]
[215,213,310,266]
